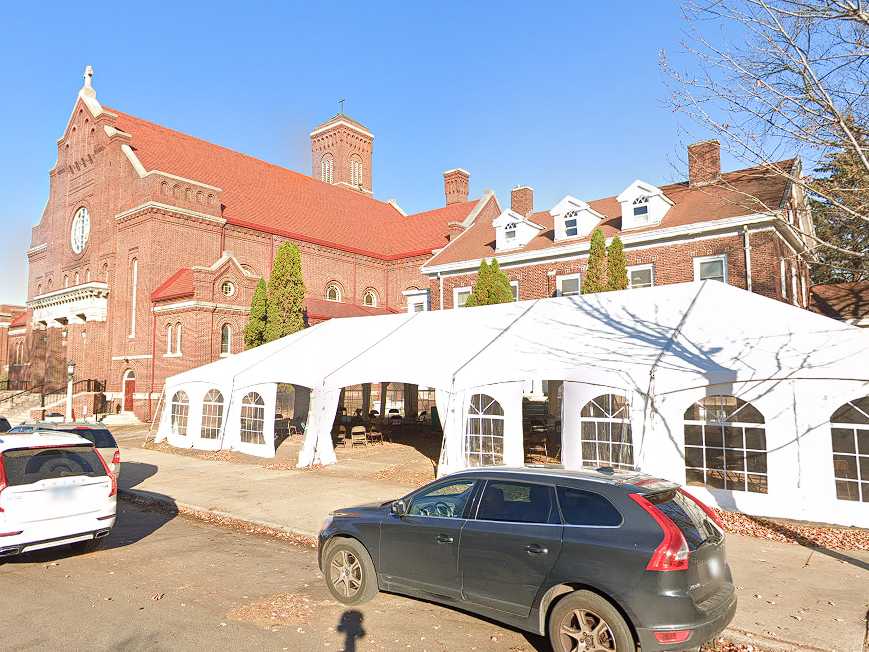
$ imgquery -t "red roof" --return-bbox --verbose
[108,108,477,260]
[810,281,869,323]
[304,297,398,321]
[9,310,30,328]
[426,163,794,267]
[151,268,194,302]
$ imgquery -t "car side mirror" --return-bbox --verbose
[391,500,408,517]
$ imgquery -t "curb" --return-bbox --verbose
[118,488,318,546]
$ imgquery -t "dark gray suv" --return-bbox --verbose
[318,467,736,651]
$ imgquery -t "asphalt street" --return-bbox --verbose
[0,502,548,651]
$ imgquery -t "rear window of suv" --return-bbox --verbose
[64,428,117,449]
[646,489,722,550]
[3,446,108,486]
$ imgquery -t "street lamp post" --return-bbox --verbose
[65,360,76,422]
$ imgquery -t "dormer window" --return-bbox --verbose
[564,210,579,237]
[492,211,542,251]
[617,181,673,230]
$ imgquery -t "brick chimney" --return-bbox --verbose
[688,140,721,186]
[511,186,533,216]
[443,169,470,205]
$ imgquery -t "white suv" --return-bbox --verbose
[0,431,117,558]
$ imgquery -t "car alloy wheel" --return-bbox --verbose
[558,608,617,651]
[329,549,363,599]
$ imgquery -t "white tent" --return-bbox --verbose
[157,281,869,527]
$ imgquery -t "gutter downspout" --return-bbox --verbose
[438,272,444,310]
[742,226,752,293]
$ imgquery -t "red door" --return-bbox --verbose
[123,377,135,411]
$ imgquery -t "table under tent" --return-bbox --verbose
[156,281,869,527]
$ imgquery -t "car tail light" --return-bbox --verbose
[112,449,121,472]
[654,629,692,644]
[629,493,689,571]
[96,450,117,498]
[678,487,725,529]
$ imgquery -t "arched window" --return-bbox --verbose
[465,394,504,467]
[63,275,69,288]
[320,154,334,184]
[220,324,232,355]
[129,258,138,337]
[326,283,342,302]
[580,394,634,470]
[170,391,189,436]
[830,396,869,502]
[240,392,266,444]
[684,395,767,494]
[166,324,174,354]
[175,322,182,355]
[74,272,80,285]
[200,389,224,440]
[362,289,378,307]
[350,156,362,188]
[85,268,91,282]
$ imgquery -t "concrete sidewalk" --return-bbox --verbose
[118,445,869,652]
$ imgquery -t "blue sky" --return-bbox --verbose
[0,1,737,303]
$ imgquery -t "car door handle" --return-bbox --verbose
[525,544,548,555]
[436,534,454,544]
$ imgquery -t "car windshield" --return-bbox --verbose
[2,446,108,486]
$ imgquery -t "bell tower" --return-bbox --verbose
[310,111,373,195]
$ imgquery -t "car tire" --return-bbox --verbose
[71,537,104,554]
[548,590,634,652]
[323,538,379,605]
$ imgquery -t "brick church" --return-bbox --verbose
[2,67,816,421]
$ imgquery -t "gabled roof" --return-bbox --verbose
[425,161,794,269]
[810,281,869,324]
[108,108,478,260]
[151,268,194,302]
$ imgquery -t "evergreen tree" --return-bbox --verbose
[606,236,628,291]
[244,278,267,349]
[489,259,515,303]
[465,258,514,307]
[264,242,306,342]
[810,128,869,283]
[582,228,608,294]
[465,260,490,307]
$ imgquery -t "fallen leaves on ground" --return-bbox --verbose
[715,508,869,551]
[702,639,775,652]
[228,592,314,629]
[372,464,435,488]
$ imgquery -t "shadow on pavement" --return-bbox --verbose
[746,515,869,571]
[337,610,366,652]
[118,461,159,490]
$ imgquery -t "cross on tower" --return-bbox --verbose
[83,65,94,89]
[338,98,345,114]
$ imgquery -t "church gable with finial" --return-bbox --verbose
[309,106,374,195]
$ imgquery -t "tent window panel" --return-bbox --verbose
[579,394,634,470]
[683,395,767,494]
[240,392,266,445]
[200,389,224,439]
[465,394,504,467]
[341,385,364,416]
[170,391,189,436]
[830,397,869,502]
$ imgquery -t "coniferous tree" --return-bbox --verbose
[244,278,267,349]
[264,242,306,342]
[465,260,490,307]
[489,259,515,303]
[810,129,869,283]
[583,228,608,294]
[606,236,628,291]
